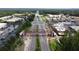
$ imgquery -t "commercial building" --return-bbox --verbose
[0,16,12,20]
[52,20,79,35]
[53,22,67,35]
[70,26,79,31]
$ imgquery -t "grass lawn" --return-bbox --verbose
[35,35,41,51]
[49,39,57,51]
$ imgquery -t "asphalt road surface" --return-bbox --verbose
[24,11,50,51]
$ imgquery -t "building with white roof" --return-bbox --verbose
[0,15,24,23]
[47,14,68,22]
[53,21,79,35]
[0,23,7,29]
[0,16,12,20]
[53,22,66,32]
[53,22,73,35]
[70,26,79,31]
[5,17,23,22]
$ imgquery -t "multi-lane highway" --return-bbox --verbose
[24,11,50,51]
[36,12,49,51]
[23,24,36,51]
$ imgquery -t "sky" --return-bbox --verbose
[0,0,79,8]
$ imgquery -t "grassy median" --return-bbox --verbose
[35,35,41,51]
[35,25,41,51]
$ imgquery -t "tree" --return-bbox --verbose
[27,14,35,22]
[51,31,79,51]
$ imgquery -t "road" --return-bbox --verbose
[23,24,36,51]
[32,11,50,51]
[24,11,50,51]
[37,14,50,51]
